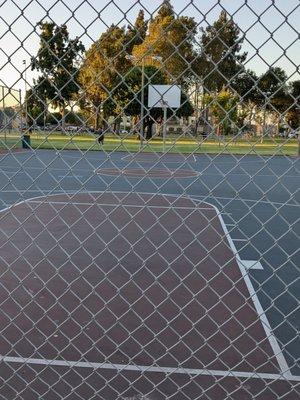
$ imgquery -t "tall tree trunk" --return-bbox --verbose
[94,104,102,129]
[276,114,280,136]
[248,101,254,127]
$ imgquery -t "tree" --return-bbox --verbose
[257,67,288,109]
[204,89,239,135]
[257,67,291,134]
[79,24,132,128]
[231,69,259,130]
[32,22,84,129]
[132,0,198,85]
[286,80,300,129]
[198,10,247,92]
[291,80,300,100]
[232,69,259,102]
[24,87,46,126]
[125,10,148,54]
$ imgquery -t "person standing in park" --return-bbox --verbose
[97,126,104,146]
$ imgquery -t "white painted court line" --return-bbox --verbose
[0,171,17,175]
[58,175,84,179]
[26,200,214,211]
[241,260,264,271]
[190,194,299,208]
[94,169,199,179]
[194,172,300,178]
[1,189,298,208]
[1,356,300,382]
[215,205,292,377]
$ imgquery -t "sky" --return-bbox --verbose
[0,0,299,103]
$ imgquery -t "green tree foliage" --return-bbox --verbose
[198,11,247,92]
[286,80,300,129]
[32,22,84,127]
[125,10,148,54]
[257,67,288,110]
[231,69,259,129]
[79,24,132,127]
[291,80,300,99]
[24,87,46,126]
[256,66,294,135]
[132,0,198,84]
[204,89,239,135]
[232,69,259,102]
[46,112,62,125]
[256,67,296,135]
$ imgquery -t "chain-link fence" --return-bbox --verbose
[0,1,299,399]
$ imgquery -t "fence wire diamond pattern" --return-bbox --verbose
[0,1,299,399]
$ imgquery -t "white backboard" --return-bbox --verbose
[148,85,181,108]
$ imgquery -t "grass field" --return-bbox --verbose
[0,131,298,156]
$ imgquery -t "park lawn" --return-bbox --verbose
[0,132,298,156]
[0,137,22,151]
[29,136,297,156]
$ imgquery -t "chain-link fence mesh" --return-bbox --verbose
[0,1,299,399]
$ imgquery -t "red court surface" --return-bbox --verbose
[0,192,299,399]
[0,149,26,155]
[95,167,198,178]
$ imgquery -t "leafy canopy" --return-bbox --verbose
[198,11,247,92]
[32,22,84,113]
[132,0,198,84]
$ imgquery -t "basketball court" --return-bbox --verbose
[0,190,299,399]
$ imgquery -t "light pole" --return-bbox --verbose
[262,101,266,144]
[2,85,7,144]
[162,99,167,152]
[140,57,145,147]
[296,107,300,157]
[23,60,28,130]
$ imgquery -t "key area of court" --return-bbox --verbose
[0,191,299,399]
